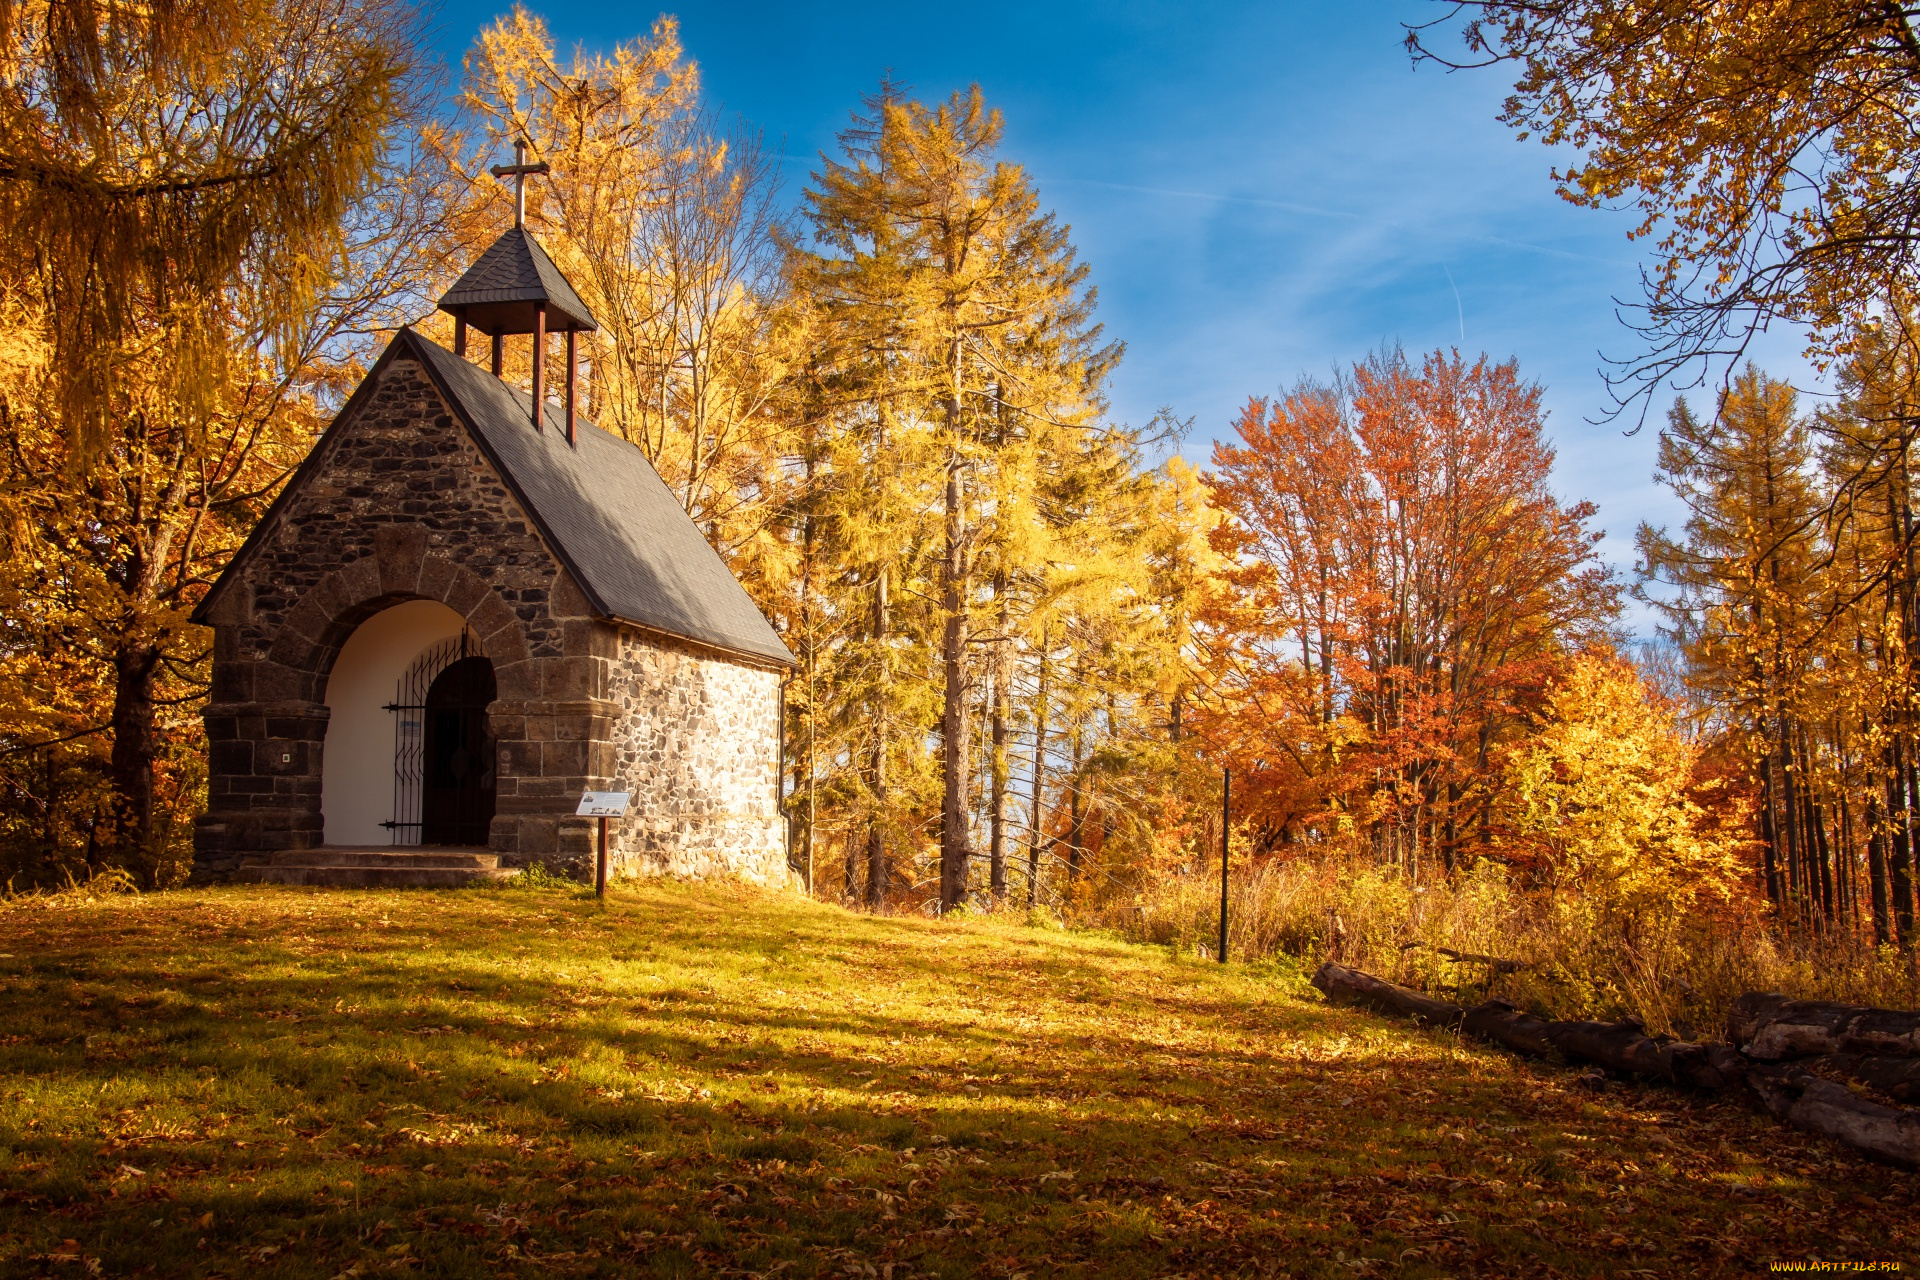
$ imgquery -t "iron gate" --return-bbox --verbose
[382,632,476,845]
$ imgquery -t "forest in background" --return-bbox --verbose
[2,0,1919,1030]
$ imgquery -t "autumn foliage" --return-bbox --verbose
[1199,349,1618,870]
[0,1,1916,1034]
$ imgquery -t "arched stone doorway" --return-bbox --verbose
[321,599,469,846]
[421,656,496,845]
[194,534,554,879]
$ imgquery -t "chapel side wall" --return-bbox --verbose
[603,625,788,886]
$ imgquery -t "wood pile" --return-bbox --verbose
[1311,961,1920,1168]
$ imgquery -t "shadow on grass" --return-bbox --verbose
[0,887,1369,1274]
[0,884,1907,1279]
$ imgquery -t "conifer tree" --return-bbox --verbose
[790,79,941,909]
[795,85,1119,911]
[1638,368,1826,912]
[0,0,434,880]
[0,0,414,462]
[1823,325,1920,944]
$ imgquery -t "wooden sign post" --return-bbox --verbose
[576,791,631,898]
[1219,768,1230,964]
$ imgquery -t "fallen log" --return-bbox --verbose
[1747,1069,1920,1169]
[1668,1041,1751,1092]
[1473,1005,1750,1088]
[1312,962,1920,1168]
[1460,998,1557,1056]
[1544,1017,1680,1083]
[1310,961,1464,1027]
[1314,969,1712,1087]
[1794,1053,1920,1104]
[1728,993,1920,1059]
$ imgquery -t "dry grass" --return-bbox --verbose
[1101,857,1920,1038]
[0,877,1912,1278]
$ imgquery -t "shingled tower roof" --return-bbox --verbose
[436,227,598,336]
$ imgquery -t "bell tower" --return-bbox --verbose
[435,139,599,441]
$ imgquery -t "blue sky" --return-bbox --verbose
[425,0,1818,636]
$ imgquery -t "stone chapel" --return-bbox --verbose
[190,174,796,888]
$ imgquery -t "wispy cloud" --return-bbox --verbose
[1042,176,1634,266]
[1442,265,1465,344]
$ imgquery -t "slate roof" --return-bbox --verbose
[196,329,794,670]
[437,227,598,333]
[409,333,792,667]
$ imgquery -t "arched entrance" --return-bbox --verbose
[322,599,469,846]
[421,656,496,845]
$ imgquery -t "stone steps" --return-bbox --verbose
[235,846,516,889]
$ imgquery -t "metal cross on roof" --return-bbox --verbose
[489,138,551,229]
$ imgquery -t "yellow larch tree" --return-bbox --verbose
[445,8,804,582]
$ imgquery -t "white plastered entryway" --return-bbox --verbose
[321,598,468,846]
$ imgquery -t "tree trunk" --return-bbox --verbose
[1316,965,1748,1088]
[1067,718,1085,884]
[109,641,162,885]
[1806,728,1835,922]
[939,458,971,912]
[1837,771,1857,927]
[1868,791,1892,945]
[1760,753,1782,907]
[789,752,808,879]
[1888,737,1914,947]
[1791,1053,1920,1104]
[865,763,887,910]
[1316,965,1919,1166]
[1026,631,1050,907]
[1747,1070,1920,1169]
[1906,742,1920,943]
[1898,444,1920,946]
[868,566,889,912]
[1542,1017,1685,1083]
[1781,723,1804,915]
[1463,999,1737,1085]
[797,458,817,887]
[988,573,1009,900]
[1310,962,1462,1028]
[1458,998,1555,1054]
[41,748,57,868]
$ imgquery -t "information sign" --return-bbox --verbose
[576,791,631,817]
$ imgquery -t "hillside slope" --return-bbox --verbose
[0,880,1910,1277]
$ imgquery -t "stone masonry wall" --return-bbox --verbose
[601,627,788,885]
[196,353,612,877]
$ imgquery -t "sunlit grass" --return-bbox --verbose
[0,879,1911,1277]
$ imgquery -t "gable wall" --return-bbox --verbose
[237,356,569,662]
[196,355,608,875]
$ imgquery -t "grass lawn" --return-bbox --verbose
[0,879,1911,1278]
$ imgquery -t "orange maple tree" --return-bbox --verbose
[1197,348,1619,873]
